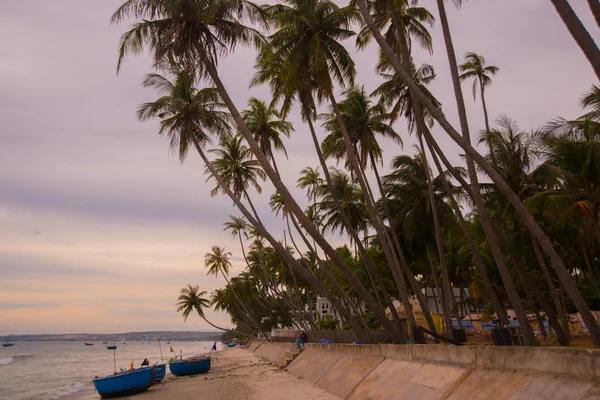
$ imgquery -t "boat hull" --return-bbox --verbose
[168,358,211,377]
[152,364,166,383]
[106,346,117,350]
[93,368,154,398]
[227,343,236,348]
[2,343,15,347]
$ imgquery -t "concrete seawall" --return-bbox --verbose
[251,342,600,399]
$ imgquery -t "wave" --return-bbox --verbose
[50,382,90,400]
[0,354,35,365]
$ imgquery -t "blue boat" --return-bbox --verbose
[227,343,236,348]
[93,367,154,398]
[169,357,211,377]
[106,345,117,350]
[152,364,166,383]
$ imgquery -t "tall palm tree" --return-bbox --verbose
[137,67,232,159]
[257,0,406,341]
[356,0,600,345]
[550,0,600,81]
[206,135,266,218]
[177,284,239,332]
[205,246,234,280]
[459,52,499,132]
[242,97,293,173]
[297,167,324,214]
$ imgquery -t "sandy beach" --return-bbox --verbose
[71,347,338,400]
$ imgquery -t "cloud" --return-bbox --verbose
[0,0,599,334]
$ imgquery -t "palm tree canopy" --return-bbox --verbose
[112,0,266,73]
[355,0,435,67]
[205,135,267,198]
[253,0,357,119]
[320,85,402,171]
[223,215,250,238]
[242,97,293,162]
[297,166,324,201]
[205,246,233,277]
[581,85,600,120]
[137,66,233,161]
[176,284,211,321]
[459,52,499,101]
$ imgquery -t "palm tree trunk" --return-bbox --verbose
[588,0,600,28]
[427,141,510,326]
[327,93,416,336]
[356,0,600,348]
[371,153,439,335]
[418,136,454,338]
[192,138,370,342]
[201,56,399,343]
[305,115,407,339]
[480,82,491,132]
[531,234,572,340]
[551,0,600,81]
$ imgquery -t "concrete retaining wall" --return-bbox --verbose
[252,342,600,399]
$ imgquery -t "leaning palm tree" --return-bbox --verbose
[177,284,241,332]
[206,135,266,218]
[118,1,370,341]
[242,97,293,173]
[459,52,499,132]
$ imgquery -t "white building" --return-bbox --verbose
[421,287,473,317]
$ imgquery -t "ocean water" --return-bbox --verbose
[0,341,220,400]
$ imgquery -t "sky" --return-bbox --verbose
[0,0,599,335]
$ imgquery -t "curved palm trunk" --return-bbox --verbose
[588,0,600,28]
[418,136,454,338]
[356,0,600,346]
[306,116,406,340]
[551,0,600,81]
[427,141,509,326]
[192,139,370,342]
[480,82,490,132]
[327,94,416,336]
[371,153,439,335]
[531,234,572,340]
[198,313,246,336]
[202,54,403,343]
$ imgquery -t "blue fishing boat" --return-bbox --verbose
[227,342,236,348]
[106,345,117,350]
[2,343,15,347]
[93,367,154,398]
[169,357,211,377]
[152,364,166,383]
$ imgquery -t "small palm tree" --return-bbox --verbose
[205,136,266,216]
[205,246,233,280]
[459,52,499,132]
[176,285,233,332]
[242,97,293,173]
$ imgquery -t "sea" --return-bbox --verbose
[0,340,221,400]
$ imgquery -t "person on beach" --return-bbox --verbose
[296,330,308,349]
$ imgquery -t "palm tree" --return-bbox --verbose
[581,85,600,120]
[205,246,234,281]
[356,0,600,345]
[459,52,499,132]
[242,97,293,173]
[257,0,406,341]
[118,0,372,342]
[206,135,266,218]
[176,284,238,332]
[373,63,440,130]
[550,0,600,81]
[137,67,232,160]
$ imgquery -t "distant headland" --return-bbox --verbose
[0,330,222,342]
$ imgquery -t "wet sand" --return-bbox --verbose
[72,347,338,400]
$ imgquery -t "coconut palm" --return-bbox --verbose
[176,284,237,332]
[356,0,600,345]
[581,85,600,121]
[205,135,266,217]
[459,52,499,132]
[205,246,234,280]
[116,0,371,342]
[137,67,232,160]
[550,0,600,81]
[242,97,294,173]
[373,63,440,131]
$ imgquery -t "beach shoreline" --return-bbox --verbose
[64,347,338,400]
